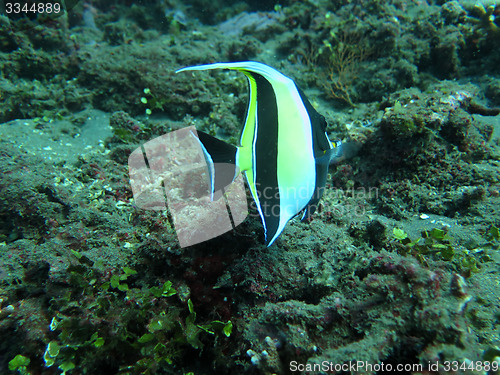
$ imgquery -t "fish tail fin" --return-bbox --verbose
[191,130,239,196]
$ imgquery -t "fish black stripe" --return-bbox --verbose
[297,86,331,158]
[296,86,331,220]
[251,72,280,244]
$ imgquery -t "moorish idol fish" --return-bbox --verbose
[176,62,347,246]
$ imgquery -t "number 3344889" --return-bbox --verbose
[5,2,62,14]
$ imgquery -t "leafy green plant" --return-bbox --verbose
[484,225,500,247]
[392,227,492,274]
[393,227,455,258]
[109,266,137,291]
[392,228,407,241]
[8,354,30,375]
[45,252,232,374]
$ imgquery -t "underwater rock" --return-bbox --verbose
[218,11,283,40]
